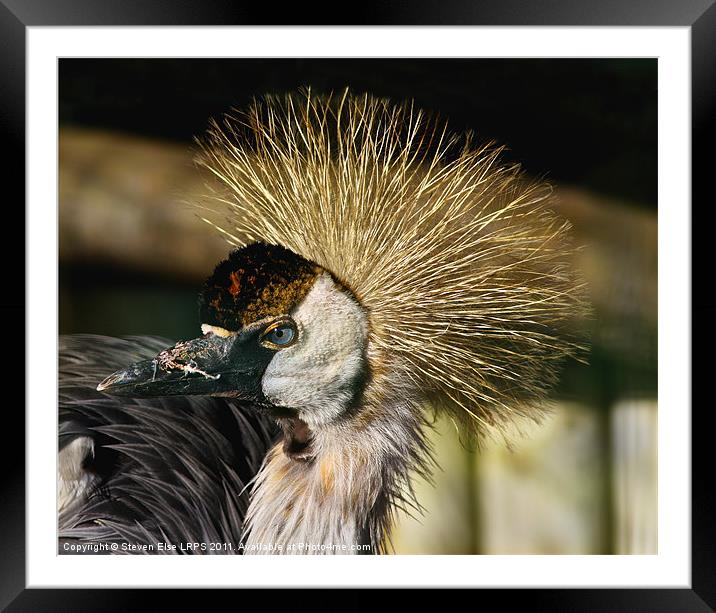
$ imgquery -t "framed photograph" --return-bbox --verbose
[5,0,709,608]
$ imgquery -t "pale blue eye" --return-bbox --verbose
[262,322,297,348]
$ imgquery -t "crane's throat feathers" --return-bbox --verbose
[278,416,314,461]
[242,383,428,554]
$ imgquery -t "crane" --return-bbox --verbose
[58,89,587,555]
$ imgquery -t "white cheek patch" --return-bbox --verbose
[261,272,368,425]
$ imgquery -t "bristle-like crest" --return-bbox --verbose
[195,87,588,438]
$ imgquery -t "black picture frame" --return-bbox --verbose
[3,1,710,608]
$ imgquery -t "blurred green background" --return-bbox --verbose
[59,59,657,554]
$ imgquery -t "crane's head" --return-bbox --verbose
[98,242,370,433]
[98,89,588,450]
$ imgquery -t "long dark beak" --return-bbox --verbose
[97,328,274,398]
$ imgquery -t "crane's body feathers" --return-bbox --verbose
[59,335,276,553]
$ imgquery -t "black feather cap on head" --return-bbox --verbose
[199,242,322,332]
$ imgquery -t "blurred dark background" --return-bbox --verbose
[60,58,657,206]
[58,59,657,554]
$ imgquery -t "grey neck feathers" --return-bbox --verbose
[241,389,433,555]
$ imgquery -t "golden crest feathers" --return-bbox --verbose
[195,87,588,437]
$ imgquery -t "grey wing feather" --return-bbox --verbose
[58,334,277,554]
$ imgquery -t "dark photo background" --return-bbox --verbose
[59,58,656,205]
[58,58,657,554]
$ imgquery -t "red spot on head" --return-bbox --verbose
[228,271,242,298]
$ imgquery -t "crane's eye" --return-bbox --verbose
[261,320,298,349]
